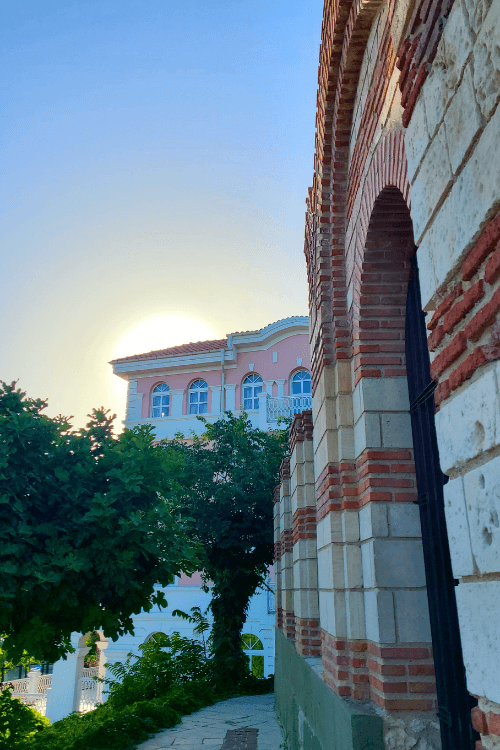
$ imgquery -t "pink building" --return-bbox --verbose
[111,316,311,439]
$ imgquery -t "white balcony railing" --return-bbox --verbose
[266,395,312,422]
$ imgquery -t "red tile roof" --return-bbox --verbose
[111,338,228,364]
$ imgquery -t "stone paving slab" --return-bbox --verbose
[136,695,283,750]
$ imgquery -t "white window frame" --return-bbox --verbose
[291,370,311,396]
[151,383,170,417]
[189,379,209,415]
[242,374,263,410]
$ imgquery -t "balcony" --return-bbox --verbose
[265,395,312,423]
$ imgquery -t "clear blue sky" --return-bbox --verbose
[1,0,323,428]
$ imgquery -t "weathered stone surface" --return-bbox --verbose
[364,589,396,643]
[442,1,474,90]
[383,712,441,750]
[456,580,500,703]
[463,455,500,574]
[406,95,431,182]
[444,64,482,174]
[421,41,450,139]
[473,0,500,118]
[361,539,426,587]
[435,363,500,473]
[464,0,494,35]
[387,503,421,538]
[410,124,453,243]
[443,477,475,577]
[417,100,500,307]
[394,589,432,642]
[359,502,389,541]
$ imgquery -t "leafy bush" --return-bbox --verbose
[105,631,212,710]
[0,688,49,747]
[12,623,272,750]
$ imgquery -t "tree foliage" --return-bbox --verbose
[0,382,200,663]
[165,412,288,685]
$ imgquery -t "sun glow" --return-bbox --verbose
[112,315,221,361]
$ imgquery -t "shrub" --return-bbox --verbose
[105,631,211,710]
[0,688,49,747]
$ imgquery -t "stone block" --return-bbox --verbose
[463,455,500,575]
[319,590,347,637]
[343,545,363,588]
[443,477,475,576]
[294,589,319,620]
[345,590,366,639]
[293,538,318,562]
[421,41,451,138]
[417,101,500,308]
[381,412,414,449]
[445,64,483,174]
[359,503,389,541]
[293,558,319,590]
[317,511,343,548]
[317,544,344,589]
[473,0,500,118]
[313,429,338,477]
[354,413,381,458]
[313,397,337,436]
[361,540,375,589]
[364,589,396,643]
[394,589,432,643]
[342,511,360,542]
[411,124,454,244]
[464,0,494,33]
[353,377,410,422]
[442,0,474,90]
[338,425,355,461]
[388,503,422,538]
[456,580,500,703]
[435,363,500,473]
[405,95,432,181]
[335,361,351,394]
[366,539,427,588]
[337,393,353,427]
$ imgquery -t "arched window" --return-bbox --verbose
[241,633,264,678]
[189,379,208,414]
[291,370,311,396]
[151,383,170,417]
[242,374,263,410]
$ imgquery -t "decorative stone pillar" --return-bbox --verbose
[170,388,184,417]
[125,379,143,422]
[258,392,268,430]
[224,383,236,412]
[209,385,222,415]
[275,379,286,398]
[45,633,89,723]
[263,379,275,395]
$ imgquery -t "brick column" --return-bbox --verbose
[277,458,294,640]
[290,411,320,656]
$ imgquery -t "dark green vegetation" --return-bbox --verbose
[1,630,273,749]
[0,382,200,663]
[166,413,288,687]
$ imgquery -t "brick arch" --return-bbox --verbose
[306,0,403,384]
[351,181,414,386]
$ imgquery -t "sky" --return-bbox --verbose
[1,0,324,429]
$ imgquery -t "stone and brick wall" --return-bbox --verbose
[275,0,500,746]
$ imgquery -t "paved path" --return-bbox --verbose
[136,694,284,750]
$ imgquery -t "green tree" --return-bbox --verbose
[0,382,200,663]
[166,413,288,687]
